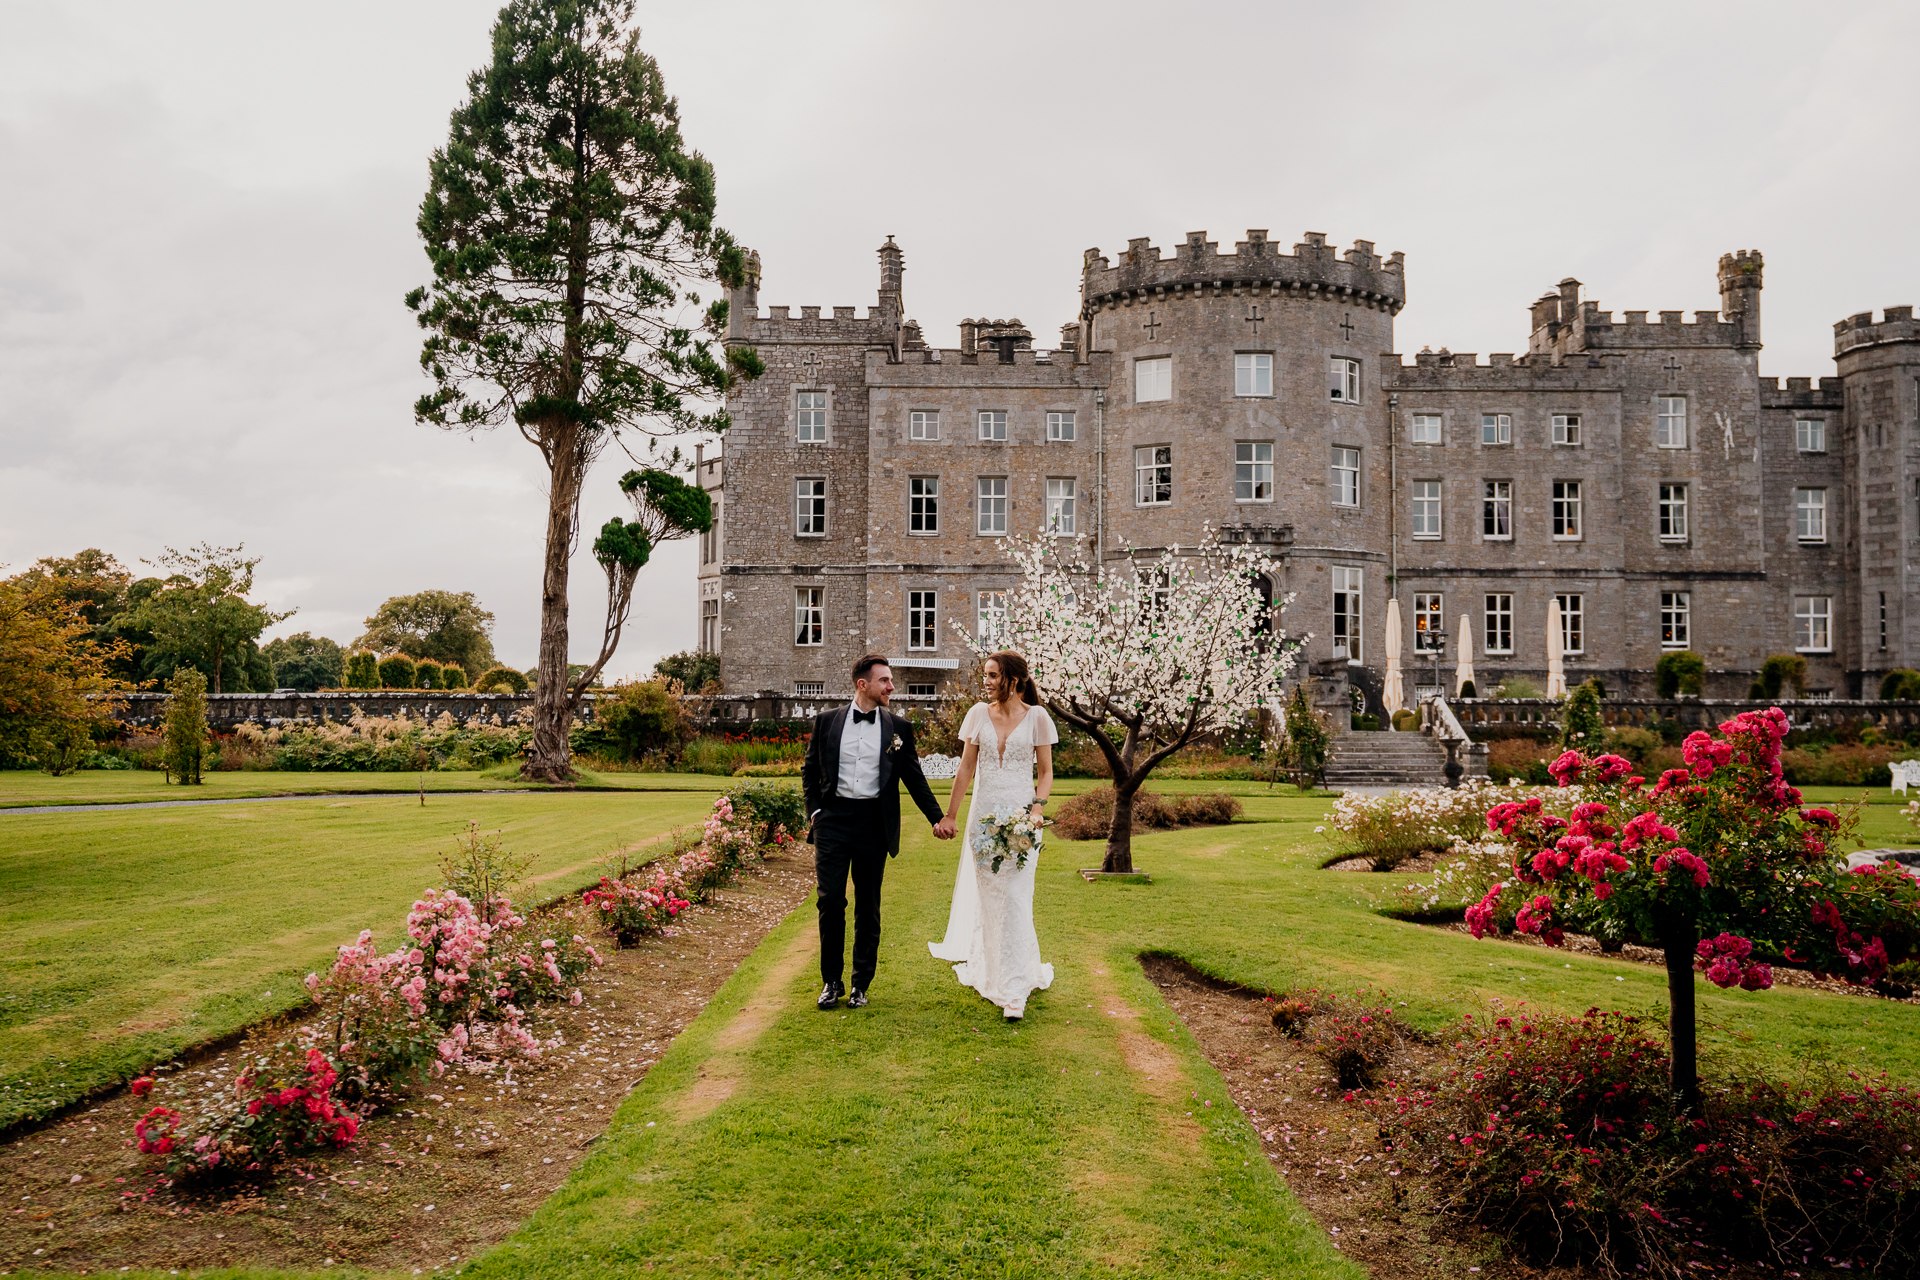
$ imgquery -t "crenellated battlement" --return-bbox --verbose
[1385,347,1618,388]
[1759,375,1844,409]
[735,304,901,346]
[1834,306,1919,358]
[1080,228,1406,316]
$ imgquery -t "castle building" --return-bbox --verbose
[694,231,1919,705]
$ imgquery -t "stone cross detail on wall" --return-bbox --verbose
[1142,311,1162,340]
[1338,312,1356,341]
[1245,304,1264,335]
[800,350,823,382]
[1662,356,1683,389]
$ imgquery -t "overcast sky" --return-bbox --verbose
[2,1,1914,677]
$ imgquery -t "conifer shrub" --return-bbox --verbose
[474,666,528,694]
[1654,649,1705,698]
[161,667,208,784]
[441,663,469,689]
[344,651,381,689]
[1278,684,1331,789]
[1458,678,1477,698]
[1561,678,1605,749]
[377,655,417,689]
[414,659,445,690]
[1881,669,1920,701]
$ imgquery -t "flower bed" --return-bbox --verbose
[1051,787,1241,841]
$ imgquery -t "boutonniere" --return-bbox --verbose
[889,733,904,752]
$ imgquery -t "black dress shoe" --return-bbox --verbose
[847,988,869,1009]
[817,981,844,1010]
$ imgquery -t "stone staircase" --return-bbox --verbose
[1322,730,1454,789]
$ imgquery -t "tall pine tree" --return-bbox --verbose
[407,0,760,782]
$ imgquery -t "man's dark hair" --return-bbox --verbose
[852,654,891,684]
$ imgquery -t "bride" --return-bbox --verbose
[928,651,1056,1020]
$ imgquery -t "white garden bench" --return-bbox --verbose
[1889,760,1920,794]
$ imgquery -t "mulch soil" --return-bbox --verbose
[0,851,818,1276]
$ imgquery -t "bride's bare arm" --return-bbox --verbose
[1032,744,1053,817]
[945,741,979,824]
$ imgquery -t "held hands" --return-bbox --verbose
[932,815,957,840]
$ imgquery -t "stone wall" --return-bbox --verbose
[111,690,589,729]
[1451,697,1920,738]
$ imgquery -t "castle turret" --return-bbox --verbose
[1717,250,1764,349]
[725,247,761,343]
[877,236,903,316]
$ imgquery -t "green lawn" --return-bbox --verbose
[0,790,718,1129]
[0,766,729,808]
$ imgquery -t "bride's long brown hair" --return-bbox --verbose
[986,651,1040,707]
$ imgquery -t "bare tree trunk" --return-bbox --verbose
[524,431,585,784]
[1102,776,1138,874]
[1657,909,1703,1116]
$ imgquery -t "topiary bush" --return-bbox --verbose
[1654,649,1705,698]
[415,659,445,690]
[344,651,381,689]
[1758,652,1807,699]
[1391,708,1418,731]
[1561,678,1604,749]
[377,654,417,689]
[1881,669,1920,701]
[441,663,469,689]
[1458,678,1477,699]
[473,666,528,695]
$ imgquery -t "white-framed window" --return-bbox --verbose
[794,587,824,646]
[795,477,826,536]
[1482,480,1512,539]
[1552,480,1582,539]
[1235,353,1273,397]
[1555,593,1584,655]
[1135,445,1172,506]
[1409,413,1442,444]
[1794,487,1827,543]
[1331,447,1361,507]
[1481,413,1512,446]
[1411,480,1442,539]
[976,589,1007,645]
[1658,483,1688,541]
[909,476,939,535]
[1660,591,1690,648]
[1329,357,1361,403]
[1047,411,1076,441]
[1332,567,1362,663]
[794,680,825,697]
[976,476,1008,534]
[1483,593,1514,654]
[1796,418,1826,453]
[1045,478,1077,534]
[1656,395,1687,449]
[1135,356,1172,403]
[1414,592,1444,652]
[699,511,718,565]
[1234,442,1273,502]
[905,682,936,696]
[1794,596,1832,652]
[797,390,827,443]
[1552,414,1581,446]
[977,410,1007,442]
[908,590,938,651]
[699,598,718,652]
[909,410,939,441]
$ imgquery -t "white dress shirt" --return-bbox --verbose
[836,702,884,799]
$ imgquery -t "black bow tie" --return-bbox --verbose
[852,708,877,724]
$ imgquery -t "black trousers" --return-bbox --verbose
[813,799,889,990]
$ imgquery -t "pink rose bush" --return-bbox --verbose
[584,791,794,947]
[1462,707,1920,1105]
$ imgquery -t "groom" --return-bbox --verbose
[802,654,954,1010]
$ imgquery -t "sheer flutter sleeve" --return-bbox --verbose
[959,702,991,747]
[1030,705,1059,746]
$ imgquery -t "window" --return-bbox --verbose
[1411,480,1442,538]
[1135,356,1171,403]
[1552,480,1582,539]
[1332,567,1363,662]
[1331,447,1361,507]
[796,390,827,442]
[909,476,939,535]
[976,476,1007,535]
[905,682,936,697]
[1235,442,1273,502]
[1045,478,1077,534]
[1555,593,1584,655]
[699,508,718,564]
[1881,591,1888,652]
[794,681,825,697]
[1135,446,1172,506]
[976,590,1007,645]
[908,590,938,651]
[795,477,826,536]
[1235,353,1273,397]
[909,410,939,441]
[1658,483,1689,541]
[1794,596,1831,652]
[1481,413,1512,445]
[1484,594,1514,654]
[1482,480,1512,539]
[1553,414,1581,446]
[1414,592,1445,652]
[1660,591,1690,648]
[1329,357,1360,403]
[700,598,718,652]
[1409,413,1442,444]
[1794,488,1826,543]
[1656,395,1687,449]
[1047,411,1076,441]
[977,410,1007,442]
[794,587,823,646]
[1796,418,1826,453]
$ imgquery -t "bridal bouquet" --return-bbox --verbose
[973,810,1049,874]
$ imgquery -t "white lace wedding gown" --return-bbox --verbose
[928,702,1056,1016]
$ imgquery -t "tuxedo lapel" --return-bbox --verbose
[820,705,848,796]
[876,709,898,791]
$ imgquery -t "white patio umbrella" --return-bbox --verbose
[1382,597,1405,716]
[1455,614,1477,698]
[1545,598,1567,699]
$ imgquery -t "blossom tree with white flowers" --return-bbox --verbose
[971,531,1300,873]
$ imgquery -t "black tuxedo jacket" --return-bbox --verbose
[802,705,946,856]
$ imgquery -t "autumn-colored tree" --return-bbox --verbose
[0,569,129,773]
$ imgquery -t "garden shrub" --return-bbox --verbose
[1779,742,1903,787]
[1278,684,1331,789]
[724,779,807,845]
[1268,996,1315,1036]
[474,665,528,695]
[1458,679,1477,698]
[653,648,721,694]
[1303,997,1401,1090]
[209,724,277,771]
[594,677,693,762]
[441,663,469,689]
[415,659,445,690]
[1051,786,1241,841]
[1561,679,1604,749]
[161,666,208,784]
[1391,708,1418,732]
[439,821,533,923]
[1758,652,1808,699]
[1494,675,1543,700]
[1326,783,1500,870]
[1597,725,1662,769]
[1881,669,1920,701]
[377,654,417,689]
[344,651,381,689]
[583,870,690,945]
[1376,1007,1920,1276]
[1655,649,1705,697]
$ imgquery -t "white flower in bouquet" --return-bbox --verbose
[973,810,1050,873]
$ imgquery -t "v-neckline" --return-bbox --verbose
[986,703,1023,767]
